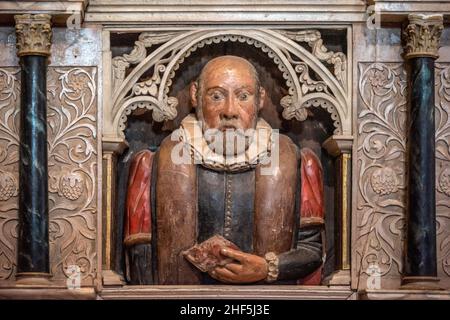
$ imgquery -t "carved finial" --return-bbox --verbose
[14,14,52,57]
[403,14,443,60]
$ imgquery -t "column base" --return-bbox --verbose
[102,269,125,287]
[324,269,351,286]
[15,272,52,287]
[401,276,443,290]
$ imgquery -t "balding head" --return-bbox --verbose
[189,56,266,155]
[190,55,265,133]
[197,56,261,94]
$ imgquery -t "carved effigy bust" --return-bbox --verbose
[124,56,325,285]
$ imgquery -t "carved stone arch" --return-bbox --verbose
[299,93,342,134]
[103,28,353,288]
[107,28,350,141]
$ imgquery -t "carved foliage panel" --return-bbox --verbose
[47,67,98,284]
[355,62,450,290]
[355,63,407,290]
[0,66,98,284]
[436,63,450,285]
[0,67,20,281]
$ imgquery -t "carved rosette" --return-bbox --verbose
[0,171,18,201]
[370,167,399,196]
[59,172,84,201]
[439,169,450,197]
[14,14,52,57]
[403,14,443,60]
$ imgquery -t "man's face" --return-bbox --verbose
[191,57,265,132]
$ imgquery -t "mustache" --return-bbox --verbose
[203,126,253,140]
[217,120,242,131]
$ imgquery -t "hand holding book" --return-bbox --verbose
[183,235,269,284]
[182,235,240,272]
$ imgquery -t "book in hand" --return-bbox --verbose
[182,235,240,273]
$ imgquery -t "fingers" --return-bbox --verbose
[215,267,236,278]
[220,248,248,262]
[224,263,243,274]
[210,267,239,284]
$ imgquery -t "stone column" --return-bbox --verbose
[323,135,353,286]
[102,139,127,286]
[14,14,52,285]
[402,14,443,290]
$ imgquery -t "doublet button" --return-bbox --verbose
[224,174,233,240]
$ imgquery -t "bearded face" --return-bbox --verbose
[190,56,266,156]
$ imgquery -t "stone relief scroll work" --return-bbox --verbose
[46,67,98,285]
[436,63,450,286]
[355,63,407,290]
[108,29,350,140]
[280,30,347,93]
[111,31,183,128]
[0,67,20,281]
[0,66,98,285]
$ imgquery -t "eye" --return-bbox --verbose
[210,91,224,101]
[238,92,249,101]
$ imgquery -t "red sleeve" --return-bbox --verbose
[300,148,325,227]
[124,149,154,247]
[298,148,325,285]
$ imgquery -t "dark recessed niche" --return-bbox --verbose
[114,34,340,281]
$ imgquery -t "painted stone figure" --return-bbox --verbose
[124,55,325,285]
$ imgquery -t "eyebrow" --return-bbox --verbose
[205,85,255,92]
[206,87,226,93]
[234,86,254,92]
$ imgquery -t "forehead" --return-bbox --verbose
[201,60,256,89]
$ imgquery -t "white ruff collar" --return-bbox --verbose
[178,114,273,172]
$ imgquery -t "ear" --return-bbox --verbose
[258,87,266,111]
[190,81,199,108]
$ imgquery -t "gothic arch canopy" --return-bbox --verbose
[104,28,352,144]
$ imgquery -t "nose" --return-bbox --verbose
[220,95,239,120]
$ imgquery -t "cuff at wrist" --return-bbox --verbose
[264,252,279,283]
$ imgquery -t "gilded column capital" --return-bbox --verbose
[14,14,52,57]
[403,14,443,60]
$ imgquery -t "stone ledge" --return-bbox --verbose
[99,285,355,300]
[360,289,450,300]
[0,286,97,300]
[371,1,450,23]
[0,1,88,26]
[4,285,450,299]
[84,0,367,25]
